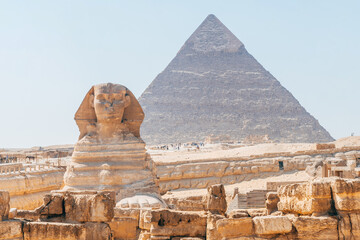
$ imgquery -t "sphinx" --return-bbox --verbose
[63,83,163,207]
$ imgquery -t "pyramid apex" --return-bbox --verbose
[179,14,244,54]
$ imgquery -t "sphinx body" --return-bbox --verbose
[63,83,160,202]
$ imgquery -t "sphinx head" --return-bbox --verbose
[75,83,144,140]
[92,83,130,123]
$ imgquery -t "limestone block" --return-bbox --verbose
[0,191,10,220]
[138,230,151,240]
[265,192,279,215]
[292,216,338,240]
[216,217,254,238]
[277,179,332,215]
[0,220,23,240]
[247,209,266,217]
[139,210,152,231]
[338,213,360,239]
[172,238,204,240]
[331,178,360,212]
[8,208,17,219]
[205,184,227,215]
[16,209,40,221]
[64,191,115,222]
[206,213,225,240]
[109,217,138,240]
[23,222,87,240]
[163,195,204,211]
[40,193,64,216]
[227,209,250,218]
[148,209,206,237]
[253,216,292,235]
[114,207,140,221]
[84,222,112,240]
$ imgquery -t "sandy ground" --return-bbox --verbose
[149,136,360,164]
[163,170,311,199]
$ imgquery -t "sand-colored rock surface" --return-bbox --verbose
[278,179,333,215]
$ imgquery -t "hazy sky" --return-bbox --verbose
[0,1,359,148]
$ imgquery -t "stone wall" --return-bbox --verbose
[0,165,64,210]
[154,148,360,193]
[2,178,360,239]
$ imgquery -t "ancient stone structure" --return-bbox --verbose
[0,163,64,210]
[139,14,333,145]
[3,178,360,239]
[63,83,160,202]
[154,146,360,193]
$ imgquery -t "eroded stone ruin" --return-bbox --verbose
[2,178,360,239]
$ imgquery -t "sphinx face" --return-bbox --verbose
[93,84,130,123]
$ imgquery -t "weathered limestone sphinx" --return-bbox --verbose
[63,83,162,205]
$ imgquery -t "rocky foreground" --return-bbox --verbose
[1,177,360,239]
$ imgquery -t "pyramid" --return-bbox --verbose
[139,14,333,145]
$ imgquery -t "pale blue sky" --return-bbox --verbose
[0,1,359,148]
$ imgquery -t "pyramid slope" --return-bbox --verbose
[139,14,333,145]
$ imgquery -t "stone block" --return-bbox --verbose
[16,210,40,221]
[148,209,206,237]
[253,216,292,235]
[331,178,360,212]
[205,184,227,215]
[0,220,23,240]
[109,217,138,240]
[140,210,152,230]
[338,213,360,239]
[23,222,111,240]
[41,193,64,215]
[114,207,140,221]
[277,179,332,215]
[265,192,279,215]
[216,217,254,238]
[292,216,338,240]
[64,191,115,222]
[0,191,10,221]
[8,208,17,219]
[85,222,112,240]
[23,222,87,240]
[227,209,250,218]
[247,208,266,217]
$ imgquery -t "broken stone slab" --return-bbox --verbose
[277,179,333,215]
[292,216,338,240]
[63,190,115,223]
[227,209,250,218]
[109,217,138,240]
[146,209,206,237]
[205,184,227,215]
[0,220,23,240]
[172,238,204,240]
[23,222,111,240]
[114,207,140,221]
[215,217,254,238]
[40,192,64,216]
[247,208,266,217]
[253,216,293,235]
[331,178,360,212]
[0,191,10,221]
[338,213,360,239]
[16,209,40,221]
[8,208,17,219]
[265,192,279,215]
